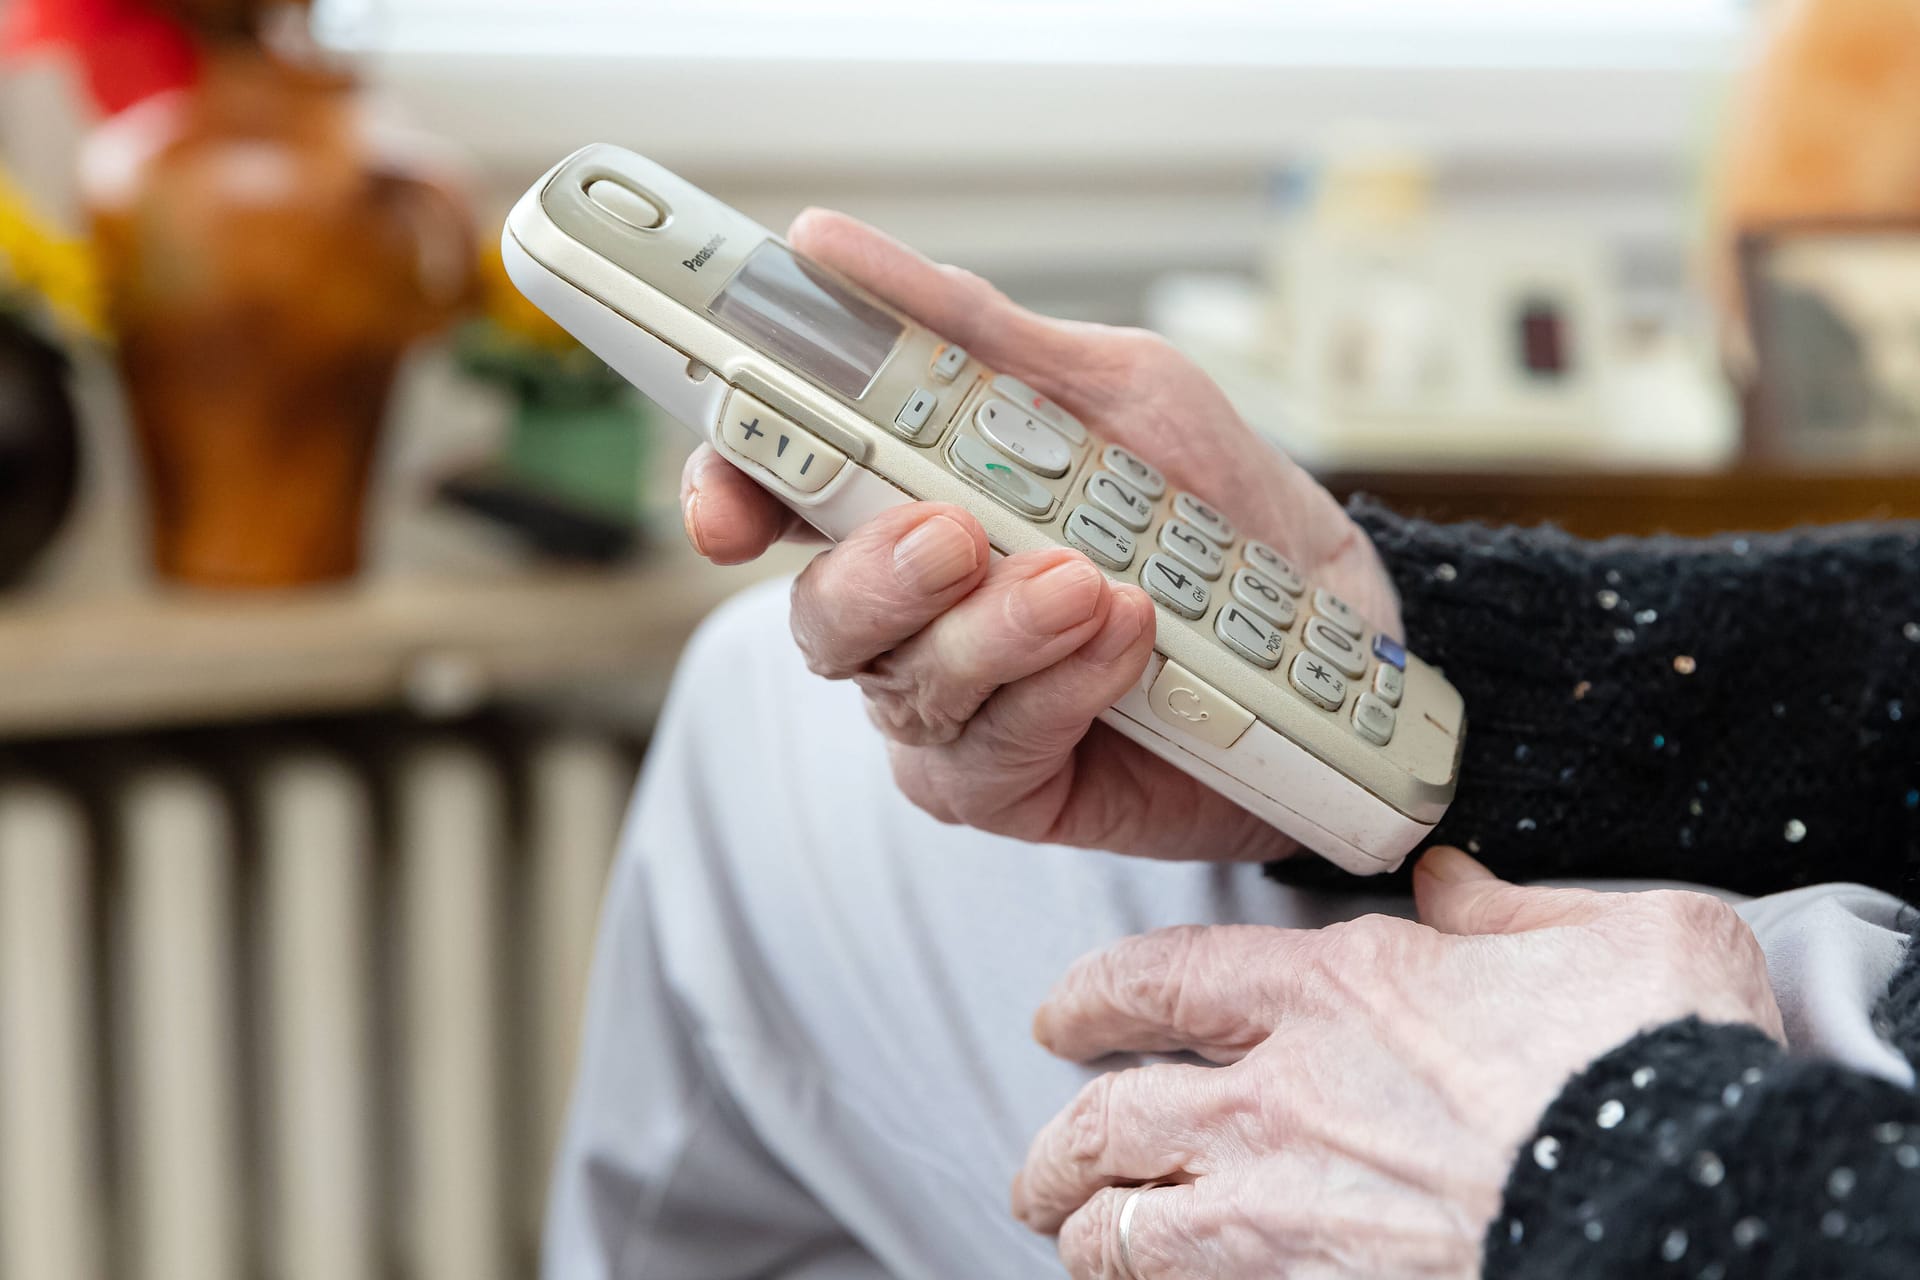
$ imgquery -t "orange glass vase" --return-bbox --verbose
[85,47,474,587]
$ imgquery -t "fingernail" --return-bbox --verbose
[1010,560,1103,636]
[1082,588,1148,663]
[682,487,709,558]
[893,514,979,594]
[1416,846,1480,884]
[1030,1005,1058,1052]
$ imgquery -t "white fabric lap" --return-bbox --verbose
[544,579,1914,1279]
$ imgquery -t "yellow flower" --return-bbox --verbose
[477,239,577,350]
[0,167,107,340]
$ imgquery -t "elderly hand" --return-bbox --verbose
[681,209,1400,862]
[1012,848,1785,1278]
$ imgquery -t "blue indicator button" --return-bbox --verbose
[1371,634,1407,670]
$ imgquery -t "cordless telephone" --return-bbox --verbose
[504,144,1464,874]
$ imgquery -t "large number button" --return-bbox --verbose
[1102,445,1166,499]
[1244,541,1305,595]
[930,343,968,382]
[1313,588,1366,638]
[1085,471,1153,532]
[975,400,1072,477]
[990,374,1087,444]
[1303,615,1367,678]
[1140,554,1211,619]
[1158,521,1224,580]
[950,434,1052,517]
[1289,651,1348,710]
[1147,660,1254,750]
[1373,663,1405,707]
[1063,504,1137,571]
[1229,567,1296,629]
[1215,603,1284,669]
[1352,692,1397,746]
[1173,493,1234,546]
[893,387,938,440]
[719,391,846,494]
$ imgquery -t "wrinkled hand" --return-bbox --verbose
[681,209,1400,862]
[1012,848,1785,1278]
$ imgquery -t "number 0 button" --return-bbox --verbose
[1303,615,1368,678]
[1141,554,1211,619]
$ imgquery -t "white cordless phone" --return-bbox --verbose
[504,144,1465,874]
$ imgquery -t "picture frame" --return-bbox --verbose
[1740,221,1920,464]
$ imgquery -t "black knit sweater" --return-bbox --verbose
[1283,502,1920,1278]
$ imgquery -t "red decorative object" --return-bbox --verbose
[1,0,199,115]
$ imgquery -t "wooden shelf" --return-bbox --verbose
[1325,466,1920,540]
[0,548,807,740]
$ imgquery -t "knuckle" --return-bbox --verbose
[1317,913,1412,967]
[853,657,970,746]
[1063,1073,1118,1168]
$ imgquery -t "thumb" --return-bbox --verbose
[1413,846,1613,936]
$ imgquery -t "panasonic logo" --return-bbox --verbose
[682,235,725,272]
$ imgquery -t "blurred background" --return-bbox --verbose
[2,1,1919,1278]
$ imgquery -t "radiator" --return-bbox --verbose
[0,723,634,1280]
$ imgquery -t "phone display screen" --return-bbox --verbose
[708,242,905,398]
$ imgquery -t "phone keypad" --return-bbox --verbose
[1303,615,1368,679]
[949,434,1052,516]
[1159,521,1224,580]
[1372,664,1404,707]
[976,400,1073,477]
[1214,603,1285,669]
[1173,493,1235,546]
[893,387,939,440]
[990,374,1088,444]
[1063,504,1137,571]
[921,362,1418,758]
[1313,588,1366,638]
[1086,471,1154,532]
[1352,692,1397,746]
[1290,652,1348,710]
[930,343,969,382]
[1141,554,1211,619]
[1104,445,1166,499]
[1229,567,1297,629]
[1245,542,1305,595]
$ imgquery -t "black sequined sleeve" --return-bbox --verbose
[1486,996,1920,1278]
[1277,502,1920,898]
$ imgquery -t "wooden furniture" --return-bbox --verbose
[0,545,809,740]
[1325,467,1920,539]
